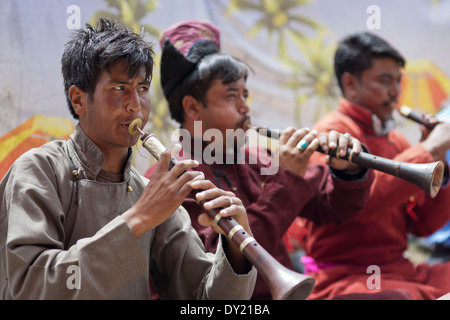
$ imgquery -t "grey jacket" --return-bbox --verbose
[0,124,256,300]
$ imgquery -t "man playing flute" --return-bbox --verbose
[144,20,382,300]
[0,18,257,300]
[298,31,450,300]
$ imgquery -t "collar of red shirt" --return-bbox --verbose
[337,98,395,136]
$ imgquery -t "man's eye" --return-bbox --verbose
[378,77,393,86]
[114,86,125,91]
[138,86,149,93]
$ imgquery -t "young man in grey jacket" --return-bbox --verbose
[0,18,256,300]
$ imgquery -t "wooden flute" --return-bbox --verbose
[398,105,436,130]
[128,118,315,300]
[245,123,444,199]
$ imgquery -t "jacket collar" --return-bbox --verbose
[338,98,394,136]
[70,124,133,181]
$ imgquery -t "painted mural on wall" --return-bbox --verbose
[1,0,449,177]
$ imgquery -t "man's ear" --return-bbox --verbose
[341,72,360,100]
[182,95,202,121]
[68,85,88,117]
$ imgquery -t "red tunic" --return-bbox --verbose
[145,140,374,299]
[303,98,450,300]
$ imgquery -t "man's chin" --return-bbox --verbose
[124,135,140,148]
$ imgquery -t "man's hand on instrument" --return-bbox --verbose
[318,130,363,173]
[276,127,320,177]
[195,182,251,237]
[195,181,253,274]
[422,122,450,162]
[420,113,441,141]
[123,144,206,237]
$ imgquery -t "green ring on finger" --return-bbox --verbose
[297,140,308,151]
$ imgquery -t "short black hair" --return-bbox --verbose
[61,17,155,119]
[168,53,250,124]
[334,32,405,94]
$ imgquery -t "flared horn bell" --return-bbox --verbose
[396,161,444,199]
[242,242,315,300]
[266,265,315,300]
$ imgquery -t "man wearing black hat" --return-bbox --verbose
[145,20,377,300]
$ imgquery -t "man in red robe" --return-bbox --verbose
[145,21,377,300]
[300,32,450,300]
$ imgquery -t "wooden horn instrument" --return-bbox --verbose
[129,119,315,300]
[245,122,444,199]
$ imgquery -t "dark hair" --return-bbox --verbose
[168,53,250,124]
[61,18,155,119]
[334,32,405,94]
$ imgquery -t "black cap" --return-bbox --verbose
[160,38,219,100]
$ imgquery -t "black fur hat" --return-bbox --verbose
[160,38,219,100]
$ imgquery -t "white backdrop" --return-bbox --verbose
[1,0,449,175]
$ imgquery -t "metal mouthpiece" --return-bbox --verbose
[129,118,144,135]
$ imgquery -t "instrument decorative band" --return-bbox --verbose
[128,118,315,300]
[244,123,444,199]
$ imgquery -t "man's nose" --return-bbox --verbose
[391,81,401,98]
[238,97,250,115]
[127,90,142,113]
